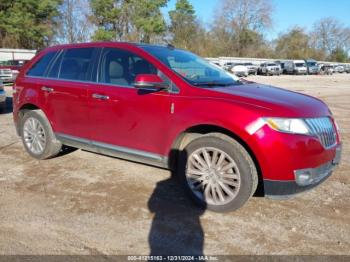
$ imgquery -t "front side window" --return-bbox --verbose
[27,51,57,77]
[140,46,239,87]
[58,48,95,81]
[99,48,158,86]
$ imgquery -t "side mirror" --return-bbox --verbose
[134,74,168,90]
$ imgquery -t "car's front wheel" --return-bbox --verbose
[178,133,258,212]
[20,110,62,160]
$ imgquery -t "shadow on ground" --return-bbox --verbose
[148,175,205,256]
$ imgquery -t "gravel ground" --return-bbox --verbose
[0,74,349,255]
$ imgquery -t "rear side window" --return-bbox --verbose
[59,48,95,81]
[27,51,56,77]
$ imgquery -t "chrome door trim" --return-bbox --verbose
[55,133,168,168]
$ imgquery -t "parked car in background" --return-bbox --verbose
[284,60,307,75]
[209,62,240,81]
[243,62,258,75]
[259,62,281,76]
[0,67,14,83]
[230,63,248,77]
[344,64,350,73]
[334,64,345,73]
[223,62,234,71]
[320,64,334,75]
[305,59,319,75]
[275,61,286,74]
[13,42,342,212]
[0,80,5,108]
[0,59,30,82]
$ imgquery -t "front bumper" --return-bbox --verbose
[264,145,342,198]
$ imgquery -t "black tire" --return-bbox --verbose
[20,109,62,160]
[177,133,258,212]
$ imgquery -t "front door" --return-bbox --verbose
[87,47,172,157]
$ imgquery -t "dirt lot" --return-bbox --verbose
[0,74,349,255]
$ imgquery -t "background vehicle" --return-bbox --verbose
[223,62,234,71]
[13,42,341,213]
[305,59,319,75]
[0,80,5,108]
[230,63,248,77]
[320,64,334,75]
[345,64,350,73]
[334,64,345,73]
[0,59,30,82]
[275,61,286,74]
[243,62,258,75]
[259,62,281,76]
[284,60,307,75]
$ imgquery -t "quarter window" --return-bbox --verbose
[27,51,56,77]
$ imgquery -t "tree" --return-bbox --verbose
[54,0,93,44]
[131,0,168,43]
[0,0,62,49]
[212,0,273,57]
[89,0,168,43]
[329,47,349,62]
[168,0,197,50]
[275,27,312,59]
[89,0,123,41]
[311,17,350,60]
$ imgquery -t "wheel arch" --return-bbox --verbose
[15,103,43,135]
[168,124,264,196]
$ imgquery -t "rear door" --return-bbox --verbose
[41,47,98,139]
[86,47,172,155]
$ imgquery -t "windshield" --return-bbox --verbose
[307,62,317,67]
[140,46,239,86]
[268,63,276,66]
[295,63,306,67]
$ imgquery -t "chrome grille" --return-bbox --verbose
[305,117,337,148]
[0,69,12,75]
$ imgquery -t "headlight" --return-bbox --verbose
[263,118,311,135]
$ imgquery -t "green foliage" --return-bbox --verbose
[168,0,197,50]
[275,27,313,59]
[132,0,168,42]
[0,0,62,49]
[329,48,349,63]
[89,0,167,43]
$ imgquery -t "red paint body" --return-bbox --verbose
[13,42,341,184]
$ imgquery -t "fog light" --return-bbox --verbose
[294,169,313,186]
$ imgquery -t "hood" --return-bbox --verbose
[210,83,330,118]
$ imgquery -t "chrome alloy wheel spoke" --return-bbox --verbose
[186,147,241,206]
[23,117,46,155]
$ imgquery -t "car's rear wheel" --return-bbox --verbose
[178,133,258,212]
[20,110,62,160]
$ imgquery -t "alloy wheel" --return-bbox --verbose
[23,117,46,155]
[186,147,241,206]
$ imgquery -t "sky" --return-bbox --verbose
[162,0,350,40]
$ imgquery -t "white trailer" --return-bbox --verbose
[0,48,36,62]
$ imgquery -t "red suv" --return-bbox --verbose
[13,42,342,212]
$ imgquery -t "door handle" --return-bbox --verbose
[92,93,110,100]
[41,86,54,92]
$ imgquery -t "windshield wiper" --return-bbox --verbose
[191,81,235,87]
